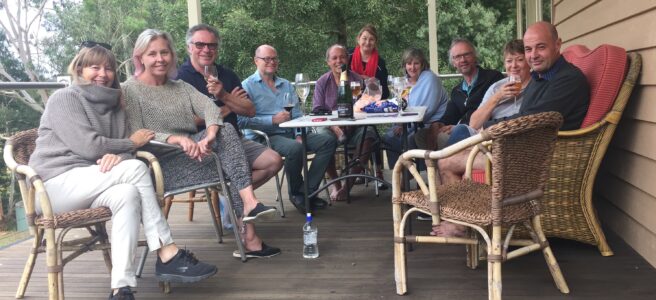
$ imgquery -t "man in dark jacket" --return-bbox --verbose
[415,38,504,150]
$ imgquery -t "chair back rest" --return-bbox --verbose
[562,44,627,128]
[484,112,562,224]
[6,128,39,166]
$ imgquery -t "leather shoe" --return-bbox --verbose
[291,194,308,215]
[310,196,328,209]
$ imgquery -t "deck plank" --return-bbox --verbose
[1,173,655,299]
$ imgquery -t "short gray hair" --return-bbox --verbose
[448,38,478,63]
[185,24,221,48]
[325,44,347,61]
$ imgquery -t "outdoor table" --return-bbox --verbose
[279,106,427,213]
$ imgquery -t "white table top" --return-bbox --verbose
[279,106,427,128]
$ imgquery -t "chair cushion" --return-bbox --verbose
[396,181,537,226]
[36,206,112,229]
[562,44,627,128]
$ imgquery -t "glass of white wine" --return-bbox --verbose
[508,74,522,108]
[295,73,310,115]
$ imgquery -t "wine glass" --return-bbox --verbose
[283,92,295,113]
[295,73,310,114]
[203,65,218,100]
[364,78,382,102]
[508,74,522,108]
[350,81,362,102]
[392,77,407,111]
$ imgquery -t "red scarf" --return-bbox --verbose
[351,46,379,78]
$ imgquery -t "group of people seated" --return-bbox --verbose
[27,19,590,299]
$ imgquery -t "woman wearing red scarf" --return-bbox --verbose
[349,24,389,188]
[350,24,390,99]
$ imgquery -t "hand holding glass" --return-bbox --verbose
[508,75,521,107]
[204,65,218,99]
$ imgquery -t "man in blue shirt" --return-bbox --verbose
[240,45,337,214]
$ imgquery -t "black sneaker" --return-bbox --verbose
[156,249,217,283]
[108,287,135,300]
[232,243,281,259]
[310,196,328,209]
[243,203,276,222]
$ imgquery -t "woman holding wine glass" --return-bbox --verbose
[383,48,449,169]
[445,39,532,146]
[122,29,281,258]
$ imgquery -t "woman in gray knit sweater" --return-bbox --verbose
[29,45,216,299]
[123,29,280,258]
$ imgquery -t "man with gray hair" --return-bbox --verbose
[416,38,504,151]
[175,24,283,259]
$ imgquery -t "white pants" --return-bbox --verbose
[41,159,174,288]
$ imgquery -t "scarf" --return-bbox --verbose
[351,46,379,78]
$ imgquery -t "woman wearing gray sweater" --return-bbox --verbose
[122,29,280,259]
[29,44,216,299]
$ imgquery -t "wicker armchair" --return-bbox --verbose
[3,128,159,300]
[540,47,642,256]
[392,112,568,299]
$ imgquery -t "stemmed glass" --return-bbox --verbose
[294,73,310,115]
[203,65,218,100]
[392,77,407,111]
[508,74,522,108]
[283,92,295,113]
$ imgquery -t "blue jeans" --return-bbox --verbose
[446,124,473,146]
[268,132,337,198]
[383,125,419,170]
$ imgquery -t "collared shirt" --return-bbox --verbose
[313,70,362,111]
[531,56,566,81]
[461,68,480,98]
[239,71,302,136]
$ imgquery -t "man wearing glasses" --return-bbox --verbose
[415,38,504,151]
[175,24,283,259]
[240,45,337,215]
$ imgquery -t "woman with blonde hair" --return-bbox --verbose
[29,42,216,300]
[123,29,280,259]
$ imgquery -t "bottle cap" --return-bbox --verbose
[306,213,312,222]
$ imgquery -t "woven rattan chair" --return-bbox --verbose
[538,47,641,256]
[3,128,159,300]
[392,112,568,299]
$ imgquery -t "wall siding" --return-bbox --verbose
[555,0,656,266]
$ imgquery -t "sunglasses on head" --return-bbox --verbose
[80,41,112,51]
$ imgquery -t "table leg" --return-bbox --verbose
[301,127,310,214]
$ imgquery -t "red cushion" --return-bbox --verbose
[471,169,486,183]
[562,44,627,128]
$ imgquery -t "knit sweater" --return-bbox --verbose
[121,77,222,141]
[29,84,135,181]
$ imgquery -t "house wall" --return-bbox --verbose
[553,0,656,266]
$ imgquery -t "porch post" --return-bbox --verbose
[428,0,439,74]
[188,0,202,26]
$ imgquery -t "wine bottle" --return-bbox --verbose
[337,64,353,118]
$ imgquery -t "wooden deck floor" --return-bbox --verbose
[1,173,656,299]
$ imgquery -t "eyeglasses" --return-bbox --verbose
[451,51,473,61]
[80,41,112,51]
[256,56,279,64]
[191,41,218,50]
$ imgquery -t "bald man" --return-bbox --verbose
[239,45,337,215]
[434,21,590,237]
[484,21,589,130]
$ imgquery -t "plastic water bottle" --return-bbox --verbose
[303,213,319,258]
